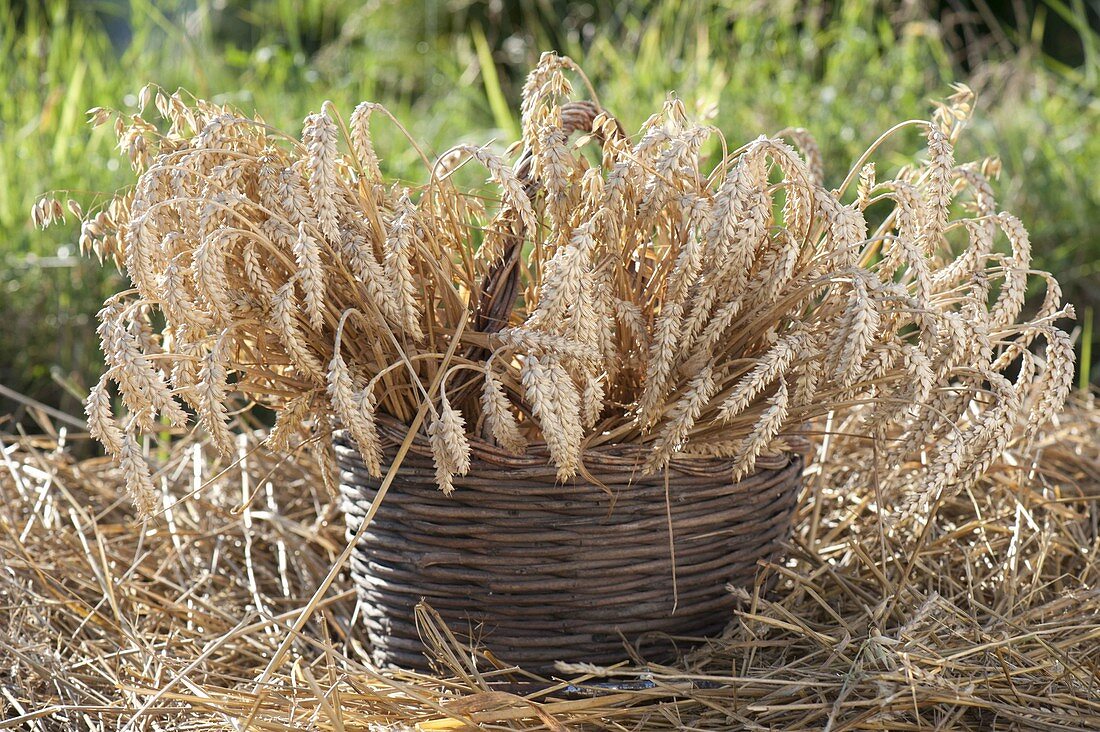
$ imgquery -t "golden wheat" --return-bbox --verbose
[48,57,1075,518]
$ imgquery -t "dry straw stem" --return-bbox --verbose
[2,398,1097,728]
[68,57,1072,507]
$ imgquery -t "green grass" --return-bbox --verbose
[2,0,1097,422]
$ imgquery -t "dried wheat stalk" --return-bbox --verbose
[46,62,1074,517]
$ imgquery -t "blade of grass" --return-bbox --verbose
[471,23,517,140]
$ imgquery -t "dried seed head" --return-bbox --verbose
[349,102,383,181]
[522,354,581,481]
[647,365,719,472]
[429,397,472,495]
[730,378,790,481]
[294,222,326,331]
[119,432,158,521]
[271,279,326,382]
[302,107,341,242]
[267,393,315,453]
[923,126,954,236]
[86,375,126,457]
[481,370,527,455]
[327,346,383,476]
[383,192,425,341]
[197,333,235,457]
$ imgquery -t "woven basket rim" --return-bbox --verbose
[340,416,802,476]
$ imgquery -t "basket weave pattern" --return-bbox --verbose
[336,430,803,672]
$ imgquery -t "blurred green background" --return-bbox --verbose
[2,0,1097,426]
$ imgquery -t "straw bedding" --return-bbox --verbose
[2,398,1097,730]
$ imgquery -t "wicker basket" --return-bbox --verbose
[336,428,803,673]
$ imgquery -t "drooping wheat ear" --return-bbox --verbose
[546,358,583,480]
[665,227,704,306]
[637,301,684,427]
[790,332,824,408]
[719,331,805,421]
[166,334,202,410]
[302,107,341,242]
[759,138,814,241]
[271,278,326,382]
[961,372,1024,482]
[327,318,383,476]
[1025,327,1074,438]
[196,332,235,457]
[754,229,801,301]
[456,145,537,236]
[989,213,1031,329]
[97,300,188,432]
[531,224,601,354]
[528,224,585,326]
[826,199,868,269]
[901,371,1021,521]
[349,102,383,182]
[521,354,581,481]
[1034,271,1065,321]
[118,432,157,520]
[481,368,527,455]
[383,192,425,341]
[124,208,163,304]
[589,267,618,372]
[535,122,574,230]
[85,374,125,456]
[275,165,318,225]
[352,387,384,476]
[240,240,266,293]
[682,144,768,349]
[159,257,212,332]
[580,370,606,429]
[428,395,472,495]
[730,378,790,481]
[294,222,326,331]
[647,365,719,472]
[898,342,936,408]
[191,228,235,322]
[338,229,400,330]
[830,276,882,387]
[780,127,824,186]
[611,298,645,343]
[266,392,315,454]
[495,327,601,364]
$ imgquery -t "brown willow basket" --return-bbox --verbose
[336,428,803,673]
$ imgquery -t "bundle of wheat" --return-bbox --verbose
[43,53,1073,518]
